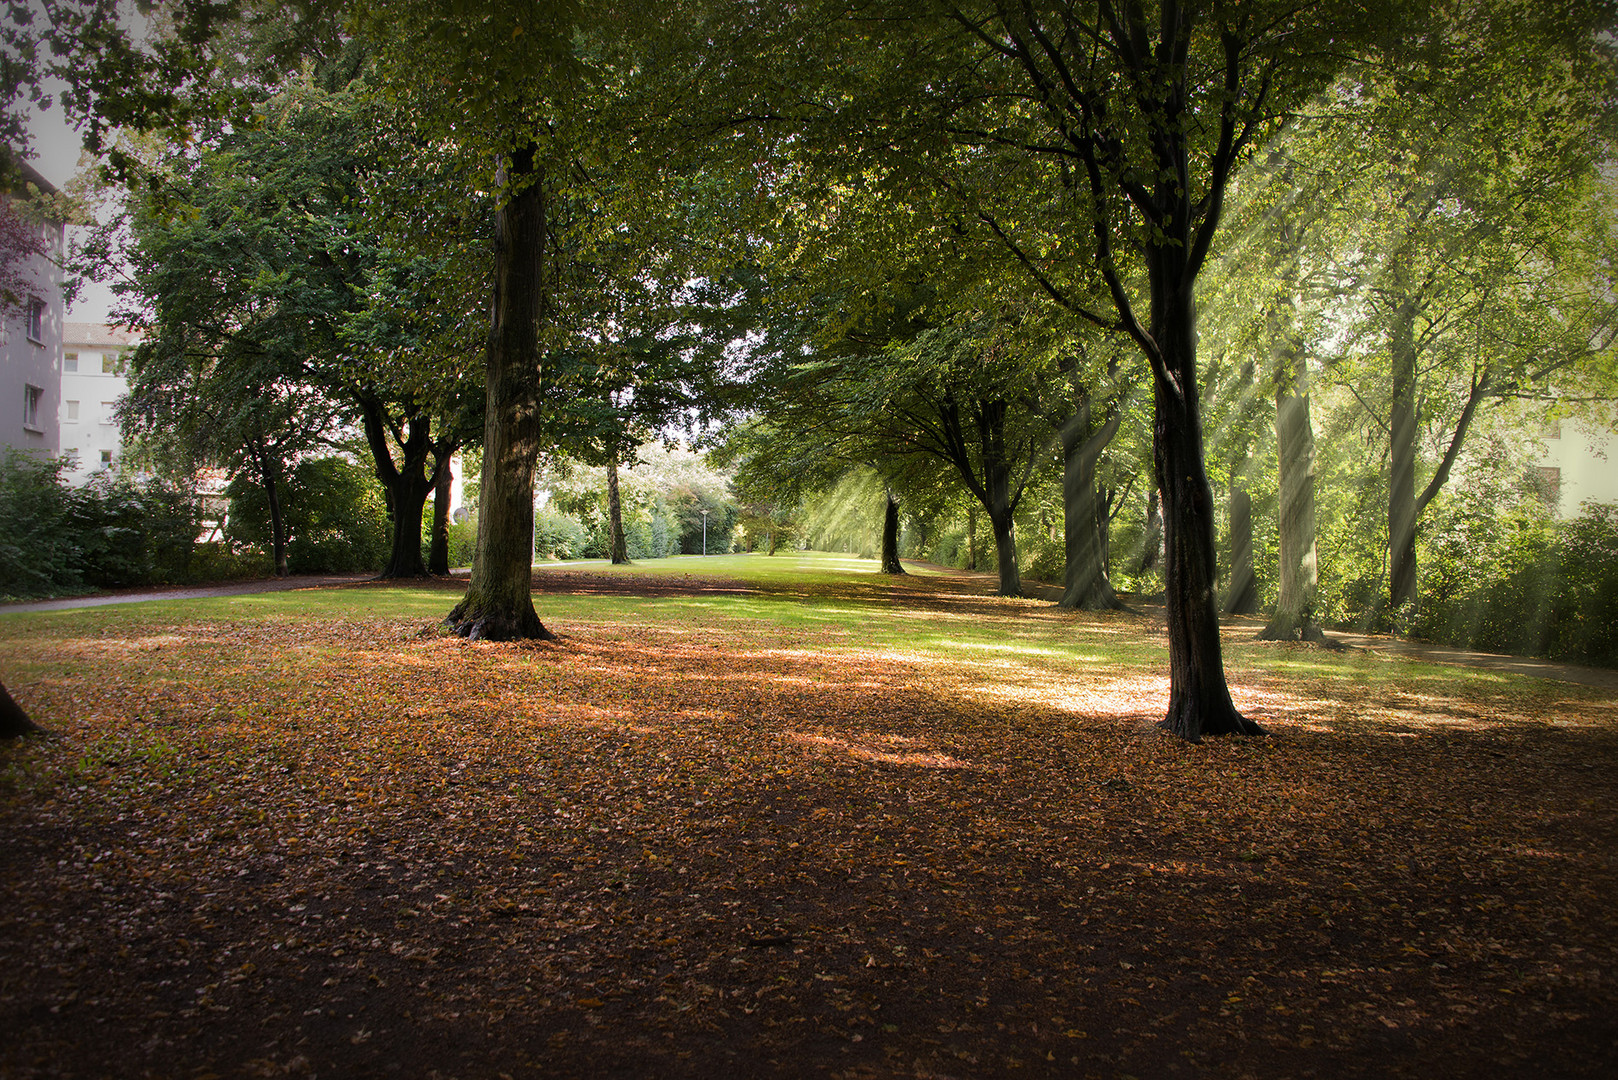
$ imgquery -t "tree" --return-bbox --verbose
[0,678,42,739]
[1320,4,1618,620]
[893,1,1370,737]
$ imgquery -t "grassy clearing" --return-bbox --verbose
[1,554,1614,1078]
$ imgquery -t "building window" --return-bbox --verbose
[1536,466,1562,509]
[23,383,43,431]
[100,449,113,467]
[25,297,44,343]
[65,399,79,420]
[101,352,123,374]
[64,352,78,372]
[100,400,117,424]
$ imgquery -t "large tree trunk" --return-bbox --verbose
[1260,342,1322,641]
[359,399,434,579]
[445,145,555,642]
[1223,485,1258,614]
[1057,396,1122,610]
[1389,303,1419,617]
[1150,271,1262,740]
[607,452,630,564]
[0,679,42,739]
[880,487,904,574]
[428,447,454,576]
[256,443,289,578]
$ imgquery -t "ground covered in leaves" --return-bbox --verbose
[1,559,1614,1078]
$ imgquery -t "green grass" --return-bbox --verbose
[1,549,1592,713]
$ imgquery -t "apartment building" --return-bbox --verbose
[0,162,63,460]
[58,321,141,482]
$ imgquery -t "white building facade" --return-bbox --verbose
[58,321,140,483]
[0,163,64,461]
[1537,417,1618,519]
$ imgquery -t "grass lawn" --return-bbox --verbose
[1,552,1614,1078]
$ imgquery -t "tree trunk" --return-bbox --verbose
[987,498,1020,596]
[0,679,42,739]
[428,448,454,576]
[1098,482,1115,579]
[1260,343,1322,641]
[445,145,555,642]
[1057,397,1122,610]
[359,399,434,579]
[966,504,978,571]
[880,487,905,574]
[607,452,630,564]
[1389,303,1419,617]
[1149,271,1262,741]
[257,444,289,578]
[1137,487,1163,574]
[1223,485,1258,614]
[383,478,432,578]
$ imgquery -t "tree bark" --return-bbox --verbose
[1260,340,1322,641]
[255,441,290,578]
[445,144,555,642]
[1137,487,1163,575]
[1150,271,1262,741]
[880,487,905,574]
[359,398,435,580]
[1389,302,1419,617]
[0,679,42,739]
[1057,395,1122,610]
[966,503,977,571]
[1223,485,1258,614]
[428,446,454,576]
[607,452,630,564]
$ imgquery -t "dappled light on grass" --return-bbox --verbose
[1,568,1615,1077]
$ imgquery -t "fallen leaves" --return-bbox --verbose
[0,569,1615,1078]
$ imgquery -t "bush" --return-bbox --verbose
[1411,500,1618,669]
[0,449,203,597]
[533,508,590,560]
[445,511,478,569]
[0,449,80,596]
[225,456,390,574]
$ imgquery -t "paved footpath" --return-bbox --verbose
[1,573,378,614]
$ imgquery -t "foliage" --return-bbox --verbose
[0,450,81,597]
[225,456,389,574]
[1418,499,1618,669]
[0,194,47,313]
[443,512,479,571]
[0,449,202,597]
[532,508,592,562]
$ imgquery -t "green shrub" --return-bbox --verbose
[533,508,590,560]
[445,512,478,569]
[0,449,80,596]
[0,449,202,597]
[225,456,389,573]
[70,472,200,588]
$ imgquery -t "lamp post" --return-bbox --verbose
[700,507,709,556]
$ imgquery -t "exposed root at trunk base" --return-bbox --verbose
[0,681,45,739]
[1157,707,1268,744]
[1257,617,1346,651]
[443,598,558,642]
